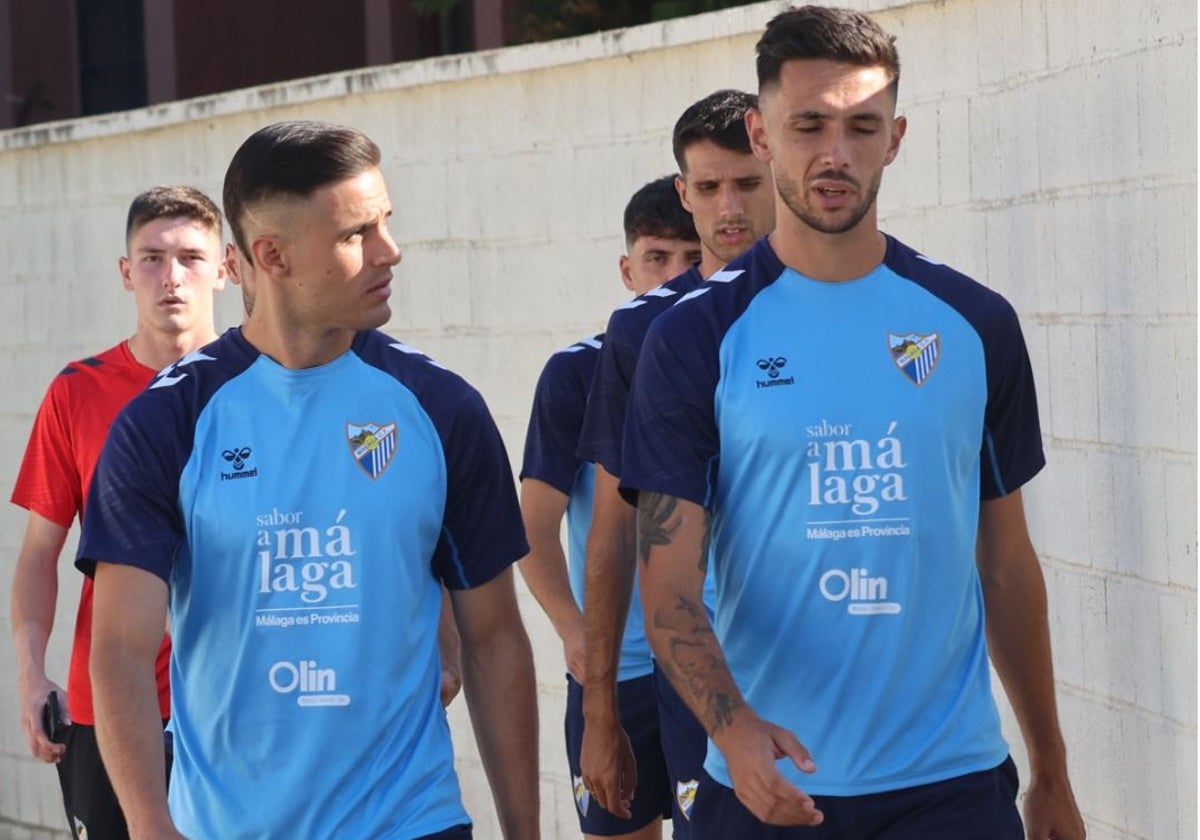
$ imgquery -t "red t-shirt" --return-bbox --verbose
[11,340,171,724]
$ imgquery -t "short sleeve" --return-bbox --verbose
[979,302,1045,499]
[577,312,638,476]
[76,406,186,581]
[520,351,588,494]
[620,307,722,508]
[434,388,528,589]
[11,377,83,528]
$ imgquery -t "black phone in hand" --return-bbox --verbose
[41,690,67,743]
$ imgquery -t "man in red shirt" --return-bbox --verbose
[11,186,227,840]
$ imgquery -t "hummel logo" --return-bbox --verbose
[222,447,251,470]
[756,356,787,378]
[755,355,795,390]
[220,446,258,481]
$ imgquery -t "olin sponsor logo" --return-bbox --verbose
[818,567,901,615]
[268,659,351,706]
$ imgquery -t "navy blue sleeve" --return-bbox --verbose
[434,385,529,589]
[577,310,639,476]
[885,238,1046,500]
[520,347,590,494]
[978,299,1045,499]
[76,398,187,582]
[620,300,722,508]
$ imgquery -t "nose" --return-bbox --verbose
[165,257,186,287]
[821,128,852,169]
[374,224,403,268]
[716,182,745,217]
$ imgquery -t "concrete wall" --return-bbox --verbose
[0,1,1194,838]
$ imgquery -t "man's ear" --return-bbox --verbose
[118,255,133,291]
[250,235,288,278]
[224,243,242,286]
[675,175,692,214]
[883,114,907,167]
[747,108,772,163]
[618,254,635,292]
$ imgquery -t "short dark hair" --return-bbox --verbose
[125,186,222,244]
[757,6,900,99]
[671,89,757,174]
[623,175,698,248]
[223,120,381,257]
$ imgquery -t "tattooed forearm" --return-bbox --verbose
[637,492,680,567]
[654,597,746,736]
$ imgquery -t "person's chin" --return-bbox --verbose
[362,305,391,331]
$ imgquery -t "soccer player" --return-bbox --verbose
[519,175,701,840]
[10,186,227,840]
[622,7,1086,839]
[577,91,775,835]
[80,121,540,840]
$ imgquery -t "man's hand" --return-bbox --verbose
[716,713,823,827]
[580,713,637,819]
[1022,773,1086,840]
[439,663,462,707]
[17,675,68,762]
[437,587,462,707]
[11,512,71,764]
[561,618,585,684]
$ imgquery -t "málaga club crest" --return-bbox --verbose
[888,331,940,386]
[346,421,398,480]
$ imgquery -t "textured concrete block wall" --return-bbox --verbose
[0,1,1194,838]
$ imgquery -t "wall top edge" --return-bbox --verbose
[0,0,918,153]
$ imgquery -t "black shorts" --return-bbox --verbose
[652,663,708,838]
[55,721,171,840]
[417,825,472,840]
[691,756,1024,840]
[565,673,672,834]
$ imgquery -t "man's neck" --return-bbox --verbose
[698,250,727,280]
[770,212,887,283]
[128,326,218,371]
[240,316,356,370]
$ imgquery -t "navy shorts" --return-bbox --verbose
[652,663,708,838]
[566,673,671,835]
[691,756,1024,840]
[417,825,471,840]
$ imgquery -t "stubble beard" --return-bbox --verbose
[774,166,881,236]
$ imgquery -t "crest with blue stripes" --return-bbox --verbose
[346,421,398,480]
[888,332,940,386]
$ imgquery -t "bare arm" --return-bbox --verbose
[518,478,584,680]
[11,511,70,762]
[90,562,184,840]
[450,567,540,840]
[977,490,1085,840]
[437,587,462,706]
[638,491,822,827]
[579,465,638,816]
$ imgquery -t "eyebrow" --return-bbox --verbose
[791,110,885,123]
[337,208,392,239]
[136,246,208,256]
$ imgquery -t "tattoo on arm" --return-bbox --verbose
[655,596,745,736]
[698,506,712,574]
[637,492,679,567]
